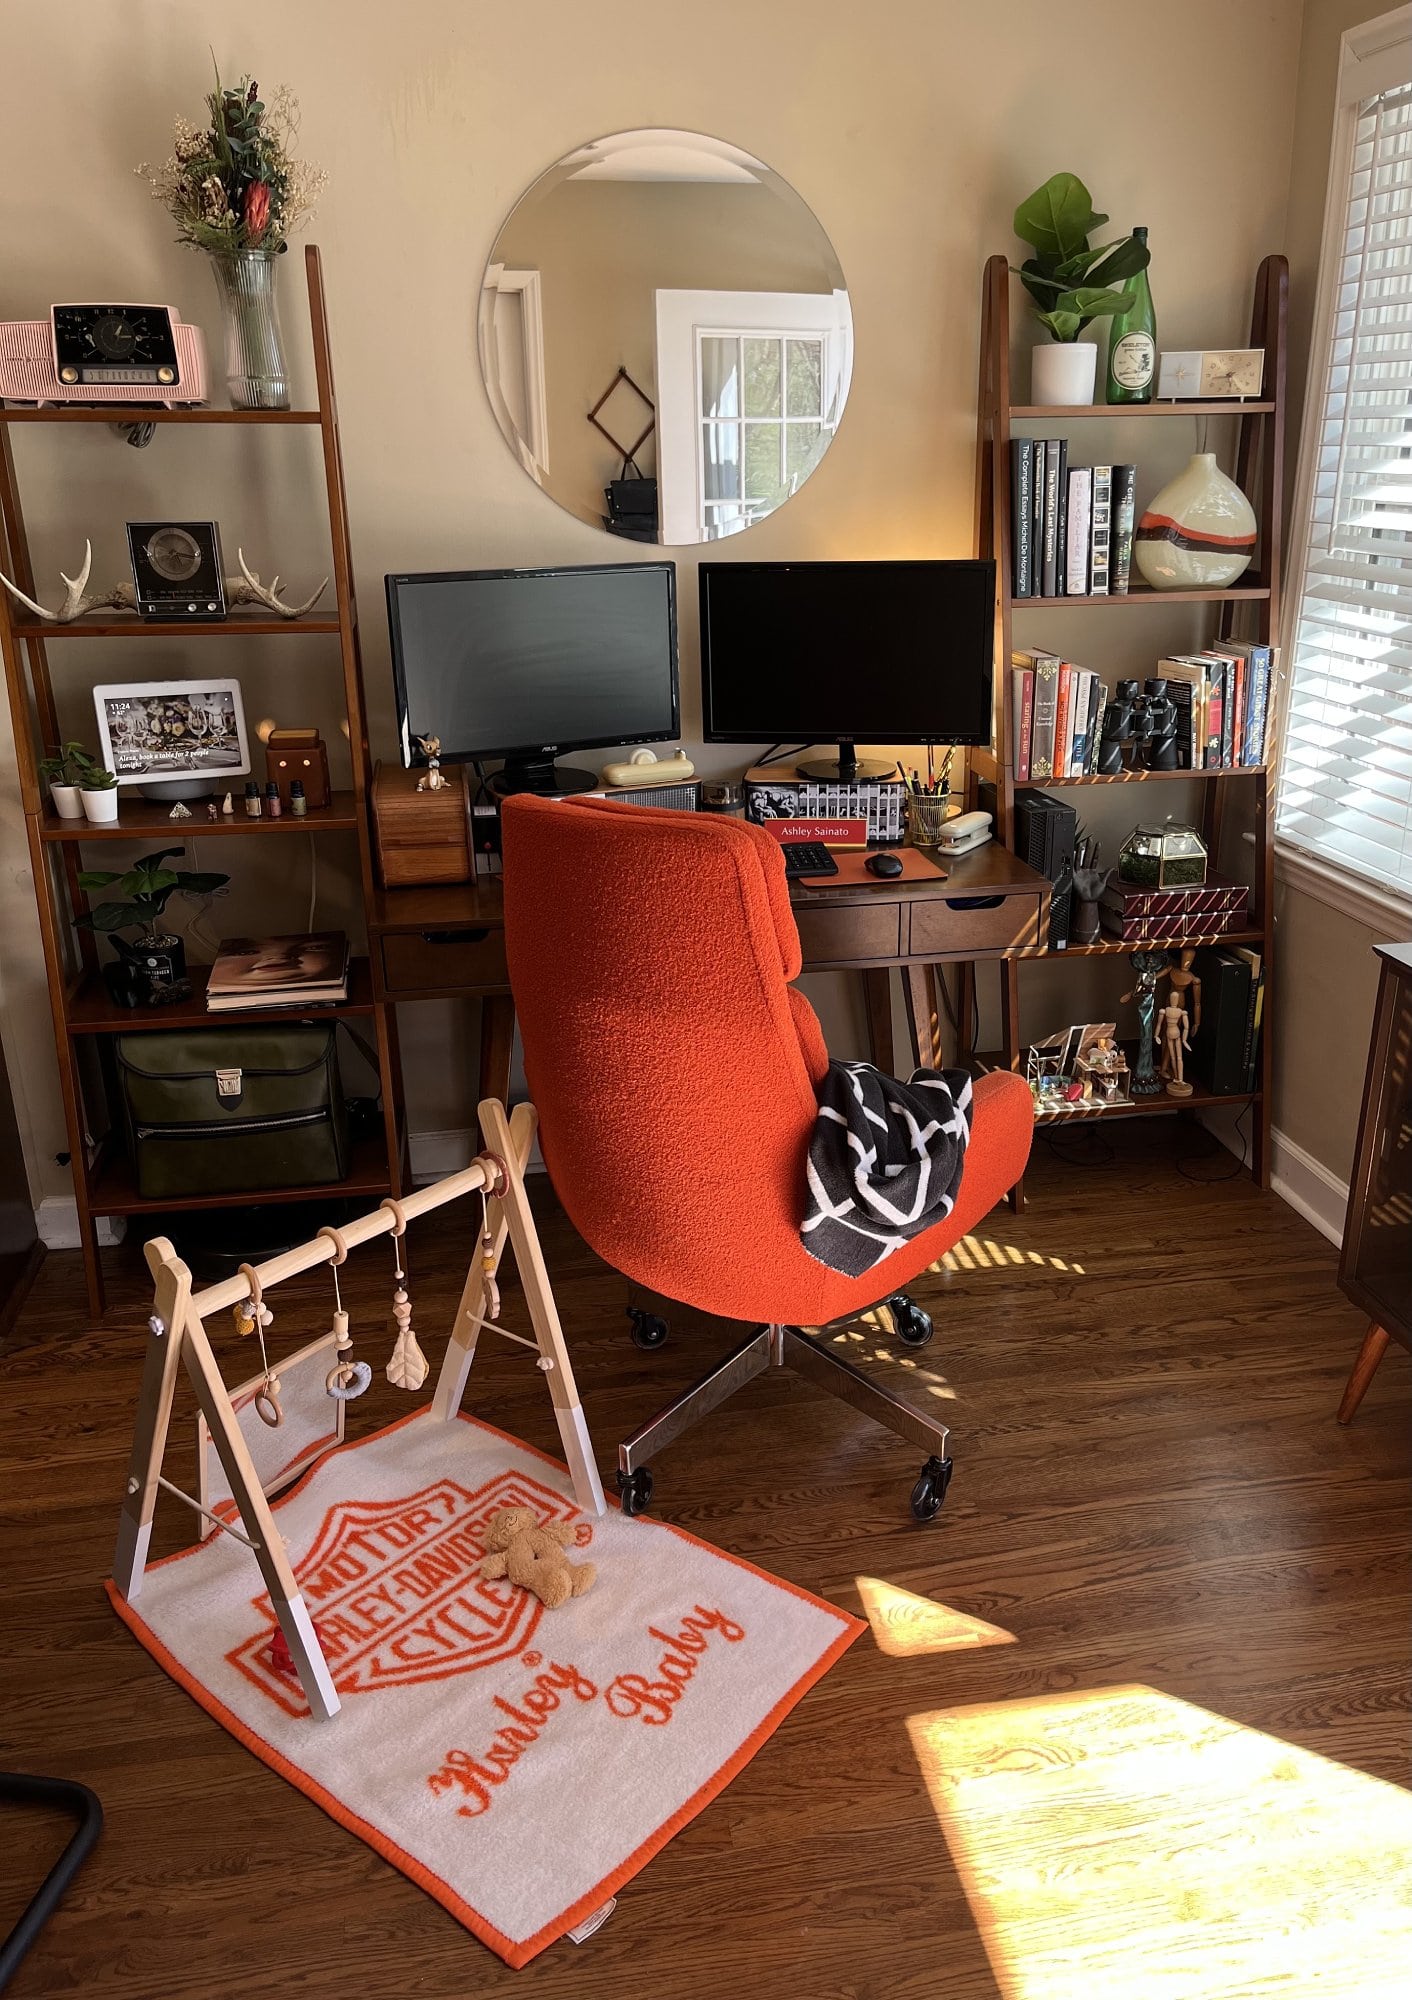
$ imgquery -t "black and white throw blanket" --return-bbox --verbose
[801,1060,974,1277]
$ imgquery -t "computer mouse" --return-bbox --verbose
[865,852,904,878]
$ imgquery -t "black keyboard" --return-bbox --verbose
[779,841,839,879]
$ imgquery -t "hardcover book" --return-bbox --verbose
[1030,442,1045,596]
[1053,663,1074,779]
[1041,439,1062,597]
[1089,465,1113,596]
[1110,464,1137,594]
[1065,467,1092,595]
[1011,438,1034,598]
[1012,666,1035,781]
[207,932,350,1011]
[1023,651,1061,779]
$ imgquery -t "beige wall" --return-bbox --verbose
[1270,0,1406,1186]
[0,0,1304,1199]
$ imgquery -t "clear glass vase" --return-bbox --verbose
[208,249,290,410]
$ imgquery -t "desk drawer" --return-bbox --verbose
[794,902,902,966]
[381,928,509,995]
[907,893,1041,958]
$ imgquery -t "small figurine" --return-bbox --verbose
[221,790,234,818]
[1156,988,1194,1097]
[415,734,449,792]
[1165,946,1203,1034]
[207,800,219,821]
[1121,950,1169,1095]
[168,800,192,821]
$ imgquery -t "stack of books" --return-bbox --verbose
[1155,645,1277,769]
[1011,440,1137,598]
[1009,642,1277,780]
[206,932,350,1012]
[1010,651,1110,780]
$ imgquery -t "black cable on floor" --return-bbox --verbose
[1177,1101,1253,1182]
[1041,1123,1117,1168]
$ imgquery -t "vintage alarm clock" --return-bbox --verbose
[126,521,226,620]
[0,307,207,406]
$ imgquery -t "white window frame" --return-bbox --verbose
[478,265,550,485]
[1276,4,1412,931]
[655,287,853,545]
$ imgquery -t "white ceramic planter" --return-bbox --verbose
[80,787,120,824]
[1133,452,1257,589]
[1030,340,1098,407]
[49,782,84,819]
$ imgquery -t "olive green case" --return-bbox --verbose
[116,1026,349,1201]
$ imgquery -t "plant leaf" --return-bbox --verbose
[76,869,121,890]
[1036,310,1083,342]
[1083,236,1151,291]
[1013,174,1106,262]
[174,871,228,896]
[1058,284,1138,318]
[76,902,140,932]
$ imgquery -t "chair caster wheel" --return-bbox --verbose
[617,1467,654,1517]
[887,1294,934,1348]
[910,1455,952,1520]
[626,1307,669,1351]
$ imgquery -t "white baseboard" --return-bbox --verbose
[36,1198,126,1250]
[409,1124,544,1184]
[1198,1110,1348,1248]
[1269,1130,1349,1248]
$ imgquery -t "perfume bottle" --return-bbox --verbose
[265,781,282,819]
[1105,228,1156,404]
[244,781,262,819]
[289,779,307,818]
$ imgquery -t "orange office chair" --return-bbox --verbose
[500,794,1035,1520]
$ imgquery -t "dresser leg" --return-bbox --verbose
[1337,1321,1390,1424]
[478,994,516,1103]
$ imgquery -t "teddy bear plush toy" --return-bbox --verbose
[477,1506,596,1610]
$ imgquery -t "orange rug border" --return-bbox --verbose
[106,1407,863,1968]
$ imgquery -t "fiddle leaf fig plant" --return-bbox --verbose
[1013,172,1150,341]
[76,847,228,947]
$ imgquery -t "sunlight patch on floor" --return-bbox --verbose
[856,1577,1015,1658]
[936,1235,1086,1277]
[825,1327,956,1399]
[907,1684,1412,1999]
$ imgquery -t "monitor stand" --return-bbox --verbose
[489,754,598,799]
[796,740,896,782]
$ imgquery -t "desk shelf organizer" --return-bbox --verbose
[967,252,1287,1187]
[0,248,406,1313]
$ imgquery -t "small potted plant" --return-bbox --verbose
[78,761,121,824]
[76,847,229,1006]
[39,742,93,820]
[1012,173,1150,405]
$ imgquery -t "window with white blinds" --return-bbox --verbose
[1277,50,1412,904]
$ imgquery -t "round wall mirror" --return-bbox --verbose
[479,129,853,546]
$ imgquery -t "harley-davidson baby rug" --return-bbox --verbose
[106,1410,862,1966]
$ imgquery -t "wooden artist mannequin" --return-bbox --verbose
[1165,946,1203,1034]
[1157,989,1193,1097]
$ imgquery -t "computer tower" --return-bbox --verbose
[1013,789,1077,949]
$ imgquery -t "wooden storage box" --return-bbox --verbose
[372,761,473,886]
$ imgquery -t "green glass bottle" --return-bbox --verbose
[1105,228,1156,404]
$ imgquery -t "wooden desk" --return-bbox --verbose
[368,840,1048,1098]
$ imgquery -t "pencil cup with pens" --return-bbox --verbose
[903,746,957,849]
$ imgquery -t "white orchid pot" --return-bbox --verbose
[1134,452,1257,589]
[81,787,120,824]
[49,782,84,819]
[1030,340,1098,407]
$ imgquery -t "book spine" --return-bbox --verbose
[1089,465,1112,596]
[1219,657,1235,767]
[1053,664,1073,779]
[1110,464,1137,594]
[1031,657,1060,779]
[1011,438,1033,598]
[1204,664,1224,769]
[1167,679,1194,768]
[1054,442,1069,596]
[1069,669,1092,773]
[1231,657,1246,767]
[1245,964,1266,1090]
[1030,443,1044,595]
[1041,439,1062,597]
[1012,667,1034,781]
[1065,468,1092,595]
[1087,678,1107,773]
[1243,646,1271,765]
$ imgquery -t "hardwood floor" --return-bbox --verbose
[2,1124,1408,1998]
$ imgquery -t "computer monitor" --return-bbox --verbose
[699,559,995,780]
[385,561,679,796]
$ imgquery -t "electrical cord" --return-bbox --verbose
[1177,1099,1252,1182]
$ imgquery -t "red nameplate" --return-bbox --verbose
[759,817,868,848]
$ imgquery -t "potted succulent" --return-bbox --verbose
[1012,173,1150,405]
[77,761,121,824]
[76,847,229,1006]
[39,741,93,820]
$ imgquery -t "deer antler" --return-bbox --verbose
[229,549,329,620]
[0,542,136,623]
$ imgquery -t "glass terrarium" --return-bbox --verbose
[1118,818,1208,888]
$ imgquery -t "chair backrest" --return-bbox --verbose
[499,795,828,1305]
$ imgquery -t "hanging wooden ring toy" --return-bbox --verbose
[475,1152,510,1322]
[238,1262,283,1428]
[319,1225,371,1401]
[380,1197,429,1392]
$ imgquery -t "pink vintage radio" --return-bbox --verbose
[0,305,207,407]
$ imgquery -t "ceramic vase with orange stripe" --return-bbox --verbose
[1133,452,1256,589]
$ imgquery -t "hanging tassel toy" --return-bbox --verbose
[381,1198,429,1391]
